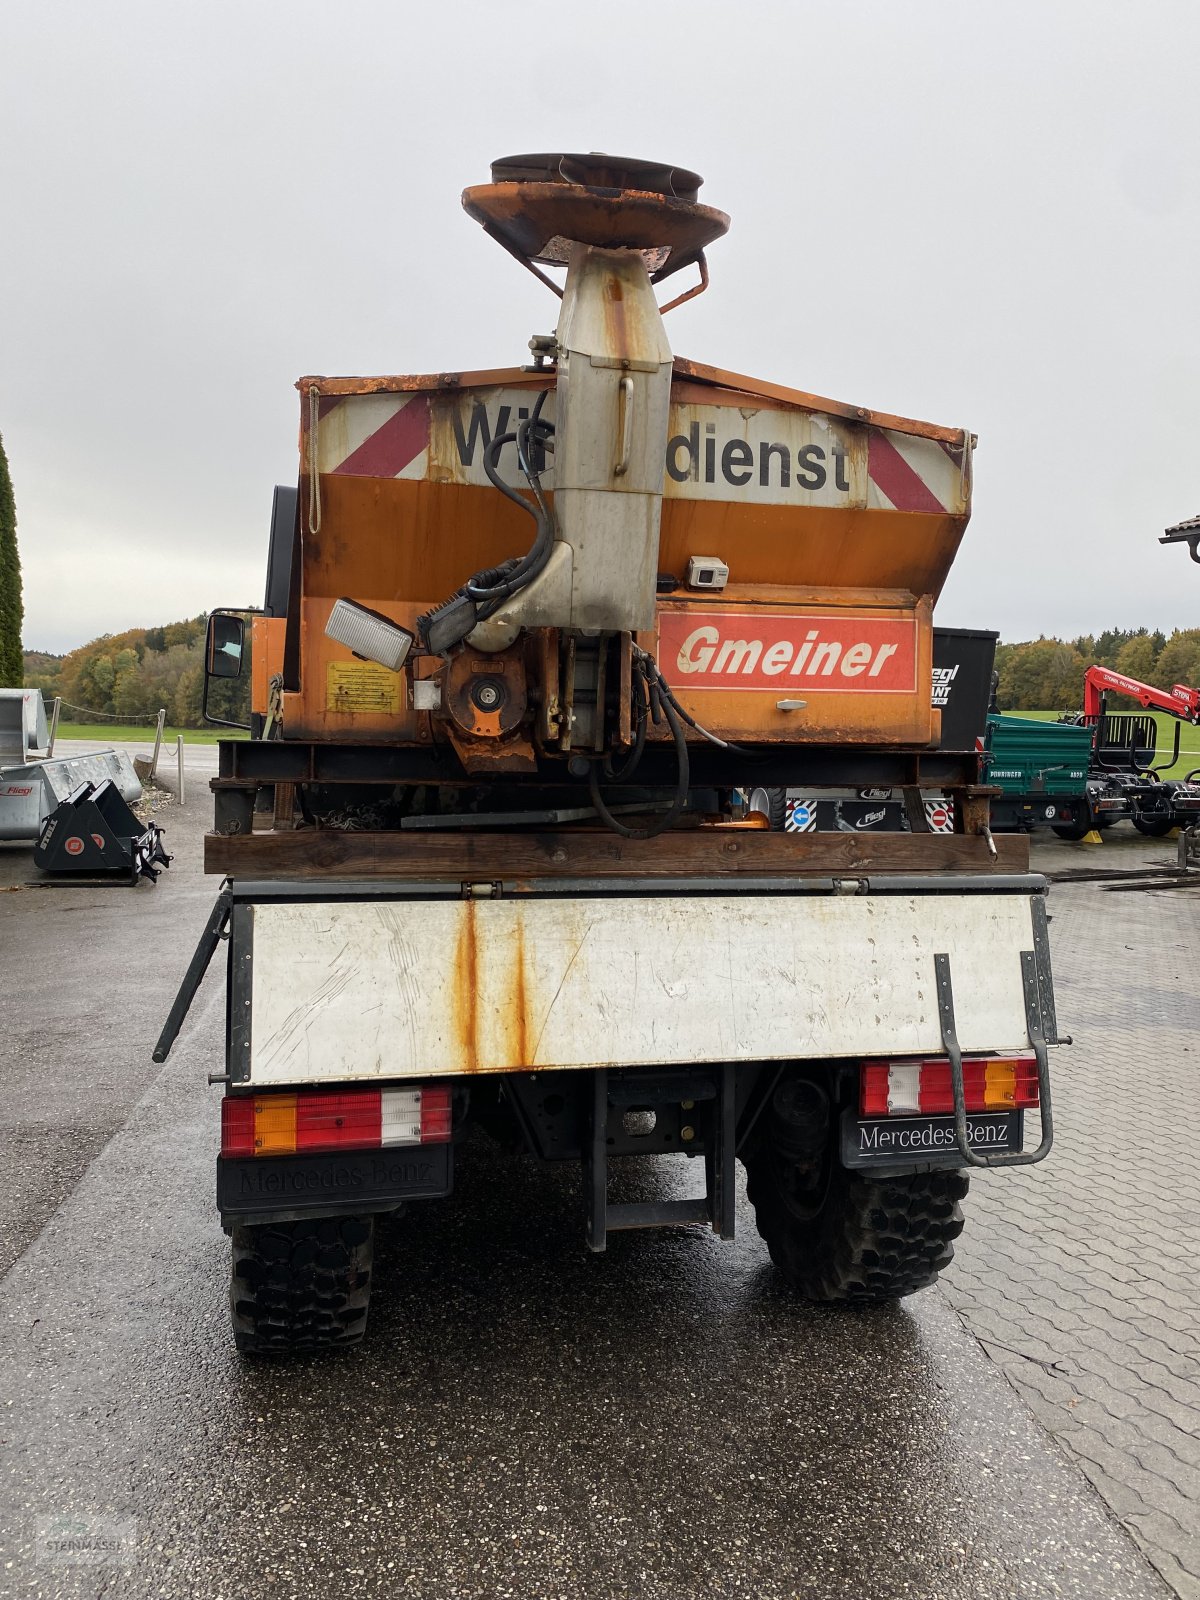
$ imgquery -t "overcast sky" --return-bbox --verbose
[2,1,1198,654]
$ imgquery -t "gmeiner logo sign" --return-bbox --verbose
[657,610,917,694]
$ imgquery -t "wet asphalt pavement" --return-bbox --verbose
[0,767,1172,1598]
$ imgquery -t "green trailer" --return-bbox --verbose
[984,715,1095,835]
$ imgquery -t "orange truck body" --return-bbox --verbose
[271,361,971,753]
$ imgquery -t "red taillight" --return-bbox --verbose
[859,1056,1039,1118]
[420,1085,453,1143]
[1012,1056,1040,1108]
[918,1060,986,1114]
[220,1095,256,1156]
[296,1091,382,1152]
[860,1063,890,1117]
[221,1083,455,1157]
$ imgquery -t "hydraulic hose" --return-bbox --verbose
[633,646,754,756]
[588,676,690,840]
[420,392,556,646]
[604,656,650,783]
[469,391,555,606]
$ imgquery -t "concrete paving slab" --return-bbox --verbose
[944,843,1200,1599]
[0,800,1180,1598]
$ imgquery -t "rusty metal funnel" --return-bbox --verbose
[462,151,728,295]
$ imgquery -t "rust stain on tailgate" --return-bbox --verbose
[452,901,531,1073]
[454,900,480,1072]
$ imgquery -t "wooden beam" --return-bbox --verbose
[205,827,1029,880]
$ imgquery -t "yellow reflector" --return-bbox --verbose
[254,1093,297,1154]
[983,1060,1017,1110]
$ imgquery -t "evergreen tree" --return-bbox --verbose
[0,432,21,687]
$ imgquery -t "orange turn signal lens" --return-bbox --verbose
[252,1094,298,1154]
[983,1060,1017,1110]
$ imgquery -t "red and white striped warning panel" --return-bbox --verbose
[867,429,968,516]
[307,388,970,515]
[311,394,432,480]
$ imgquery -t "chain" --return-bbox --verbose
[56,700,167,724]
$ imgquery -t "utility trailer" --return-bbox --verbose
[158,152,1062,1354]
[1055,664,1200,838]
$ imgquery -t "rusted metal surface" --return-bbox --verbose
[249,616,285,714]
[437,635,540,770]
[489,152,705,202]
[958,786,1001,836]
[461,151,729,281]
[656,252,709,314]
[461,183,729,273]
[442,646,528,741]
[673,358,972,446]
[296,362,968,447]
[296,368,548,401]
[243,888,1044,1084]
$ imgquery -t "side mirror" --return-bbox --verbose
[207,612,245,679]
[203,609,253,730]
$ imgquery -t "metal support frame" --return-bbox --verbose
[933,950,1054,1168]
[152,889,233,1062]
[584,1063,738,1250]
[706,1063,737,1241]
[215,737,983,793]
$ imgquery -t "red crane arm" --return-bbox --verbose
[1082,664,1200,723]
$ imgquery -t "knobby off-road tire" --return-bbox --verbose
[230,1216,374,1355]
[744,1150,969,1302]
[1132,814,1174,838]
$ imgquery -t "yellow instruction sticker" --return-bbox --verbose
[326,662,402,715]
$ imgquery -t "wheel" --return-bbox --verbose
[747,786,788,830]
[1132,814,1174,837]
[1051,818,1091,841]
[743,1081,968,1301]
[230,1215,374,1354]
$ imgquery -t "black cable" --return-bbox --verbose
[515,390,553,521]
[588,679,690,839]
[604,656,650,782]
[467,393,556,606]
[466,440,547,603]
[634,646,758,757]
[420,395,559,649]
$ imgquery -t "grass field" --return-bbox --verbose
[55,722,247,745]
[1018,710,1200,776]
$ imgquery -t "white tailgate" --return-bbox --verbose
[243,893,1040,1086]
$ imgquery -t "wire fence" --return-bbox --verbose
[55,701,167,725]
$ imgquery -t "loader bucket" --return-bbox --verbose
[34,779,172,884]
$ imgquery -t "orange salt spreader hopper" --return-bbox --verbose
[271,152,974,778]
